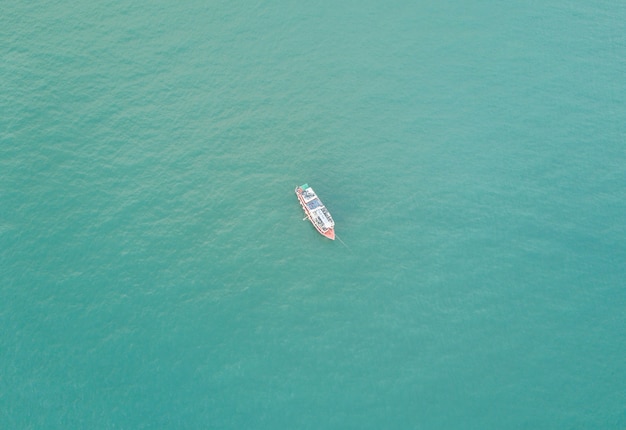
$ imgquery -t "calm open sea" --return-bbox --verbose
[2,1,625,428]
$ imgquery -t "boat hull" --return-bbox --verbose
[295,185,335,240]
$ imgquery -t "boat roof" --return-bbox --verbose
[301,187,319,203]
[312,207,334,228]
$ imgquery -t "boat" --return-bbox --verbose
[295,183,335,240]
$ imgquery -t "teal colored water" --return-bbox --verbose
[2,1,625,428]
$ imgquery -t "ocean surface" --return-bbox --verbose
[1,1,625,428]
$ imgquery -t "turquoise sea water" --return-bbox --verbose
[2,1,625,428]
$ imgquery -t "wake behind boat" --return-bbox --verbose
[295,184,335,240]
